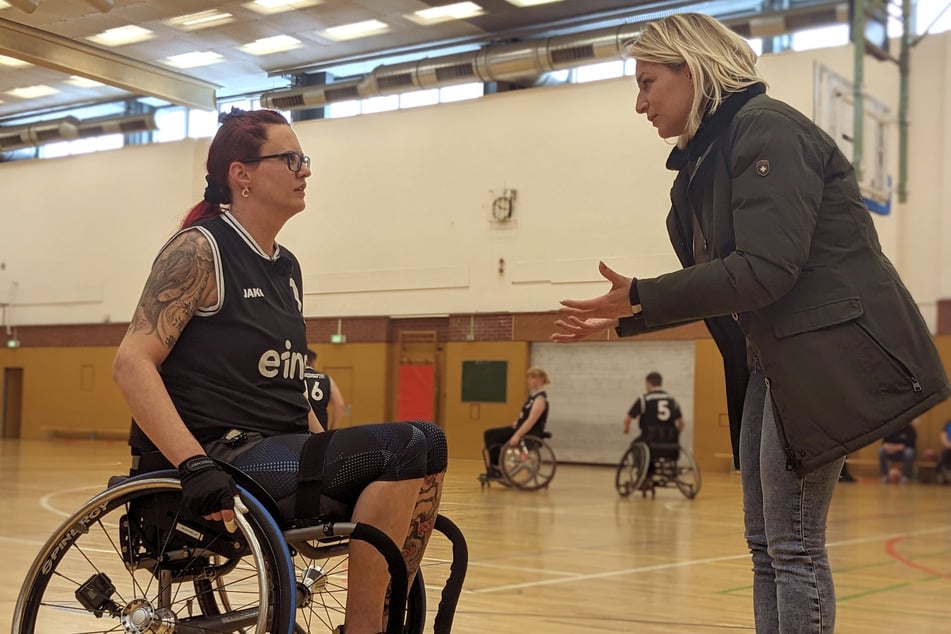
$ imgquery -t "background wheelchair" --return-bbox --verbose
[615,424,701,500]
[478,431,557,491]
[12,465,467,634]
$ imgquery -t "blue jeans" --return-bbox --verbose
[878,446,915,480]
[740,370,845,634]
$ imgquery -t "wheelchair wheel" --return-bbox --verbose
[289,533,426,634]
[674,446,702,500]
[13,476,294,634]
[499,436,556,490]
[616,442,650,497]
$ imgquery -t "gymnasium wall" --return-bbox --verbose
[1,37,949,330]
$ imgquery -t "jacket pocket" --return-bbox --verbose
[773,297,864,339]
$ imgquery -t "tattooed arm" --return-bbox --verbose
[113,230,218,467]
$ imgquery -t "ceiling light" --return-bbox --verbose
[322,19,389,41]
[6,0,38,13]
[409,2,483,25]
[163,51,225,69]
[165,9,234,31]
[87,25,154,47]
[0,1,11,9]
[505,0,566,6]
[6,84,59,99]
[0,54,31,67]
[239,35,302,56]
[245,0,322,15]
[66,75,106,88]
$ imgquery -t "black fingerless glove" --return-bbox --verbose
[178,455,237,517]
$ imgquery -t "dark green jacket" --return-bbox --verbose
[619,84,950,473]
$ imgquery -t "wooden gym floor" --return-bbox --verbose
[2,438,950,633]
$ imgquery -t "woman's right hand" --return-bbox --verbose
[178,455,239,531]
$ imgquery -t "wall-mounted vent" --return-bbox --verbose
[325,85,360,101]
[435,63,476,82]
[376,73,415,90]
[271,94,305,109]
[550,44,596,64]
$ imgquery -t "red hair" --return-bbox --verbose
[181,109,290,229]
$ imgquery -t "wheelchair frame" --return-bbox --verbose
[479,432,557,491]
[615,437,702,500]
[12,471,467,634]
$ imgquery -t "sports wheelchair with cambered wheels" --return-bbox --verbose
[479,432,557,491]
[615,424,701,500]
[12,466,468,634]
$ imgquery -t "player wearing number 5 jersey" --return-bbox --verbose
[624,371,685,437]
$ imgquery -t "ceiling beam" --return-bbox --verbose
[0,17,217,110]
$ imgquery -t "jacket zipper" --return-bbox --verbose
[764,376,801,471]
[854,323,923,392]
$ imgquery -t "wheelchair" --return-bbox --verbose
[614,424,701,500]
[478,431,557,491]
[12,465,468,634]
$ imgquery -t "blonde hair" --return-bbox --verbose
[624,13,766,149]
[527,367,550,385]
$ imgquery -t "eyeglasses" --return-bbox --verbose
[242,151,311,172]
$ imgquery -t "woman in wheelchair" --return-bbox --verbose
[482,367,550,480]
[111,109,447,634]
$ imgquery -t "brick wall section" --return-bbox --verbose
[448,314,513,342]
[305,316,389,343]
[388,317,450,343]
[8,323,128,347]
[513,312,711,342]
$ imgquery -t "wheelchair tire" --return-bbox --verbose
[12,476,295,634]
[616,443,650,497]
[674,446,702,500]
[499,436,557,490]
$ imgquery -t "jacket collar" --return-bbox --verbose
[666,83,766,171]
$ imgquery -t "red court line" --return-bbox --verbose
[884,536,951,579]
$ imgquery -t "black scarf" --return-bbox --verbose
[665,82,766,171]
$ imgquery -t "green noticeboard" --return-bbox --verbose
[461,360,508,403]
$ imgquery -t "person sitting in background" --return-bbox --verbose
[305,348,347,430]
[482,367,550,477]
[938,419,951,484]
[879,422,917,484]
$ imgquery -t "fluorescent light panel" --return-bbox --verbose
[66,75,106,88]
[239,35,302,55]
[505,0,566,6]
[165,10,234,31]
[6,84,59,98]
[0,1,11,9]
[322,19,389,41]
[87,25,154,47]
[0,54,31,67]
[410,2,484,25]
[164,51,224,69]
[246,0,322,15]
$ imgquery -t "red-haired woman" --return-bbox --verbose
[113,109,446,634]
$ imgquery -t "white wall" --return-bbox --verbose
[1,35,946,328]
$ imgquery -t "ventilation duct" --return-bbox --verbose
[261,2,849,112]
[0,112,156,151]
[76,113,157,138]
[0,116,80,151]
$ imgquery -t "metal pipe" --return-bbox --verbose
[852,0,866,182]
[898,0,911,203]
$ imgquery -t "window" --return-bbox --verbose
[439,82,484,103]
[573,60,624,83]
[790,24,850,52]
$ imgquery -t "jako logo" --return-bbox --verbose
[244,287,265,298]
[258,340,306,379]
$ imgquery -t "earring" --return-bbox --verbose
[241,186,250,198]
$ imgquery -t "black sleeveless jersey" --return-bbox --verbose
[627,389,682,430]
[515,390,549,434]
[304,367,332,427]
[130,212,310,451]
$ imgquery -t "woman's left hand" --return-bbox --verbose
[508,435,522,447]
[551,316,617,342]
[559,261,634,319]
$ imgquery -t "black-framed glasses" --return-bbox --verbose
[242,151,310,172]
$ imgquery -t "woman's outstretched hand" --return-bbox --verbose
[552,262,635,343]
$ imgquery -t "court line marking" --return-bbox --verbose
[469,525,951,594]
[39,485,105,518]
